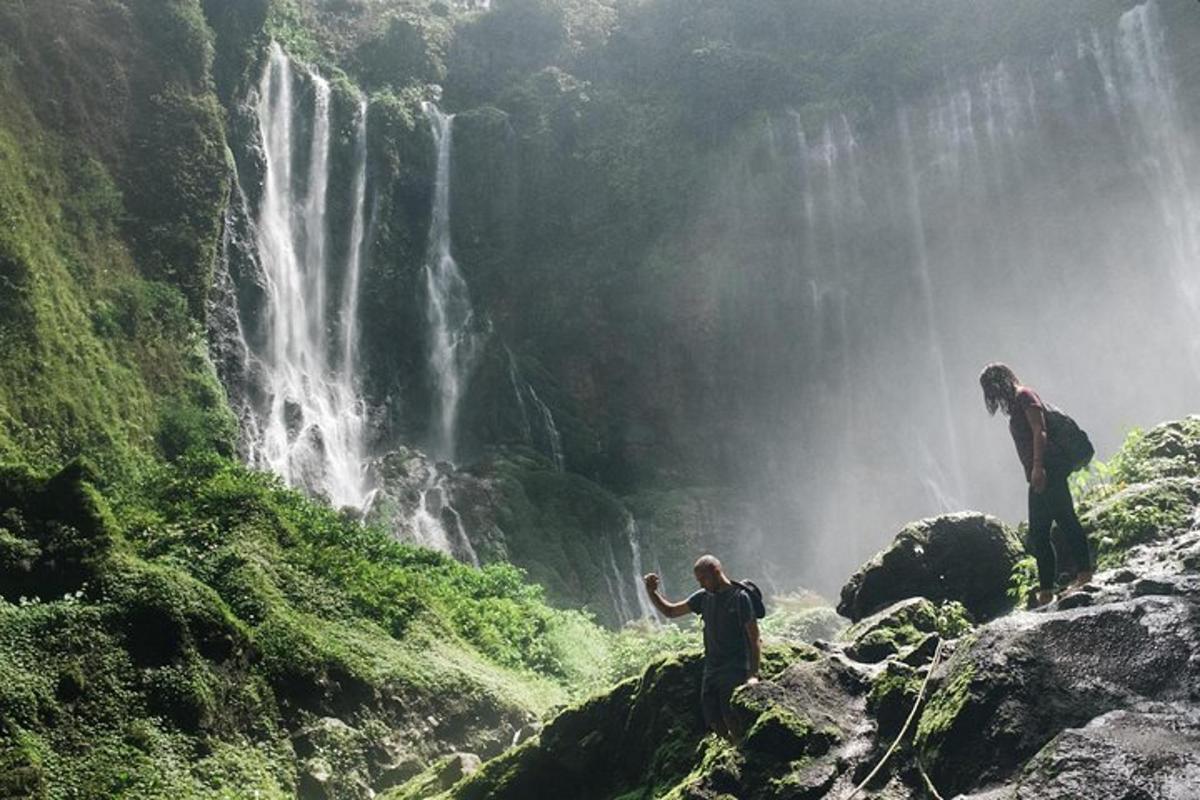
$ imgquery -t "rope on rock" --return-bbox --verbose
[917,757,946,800]
[843,636,946,800]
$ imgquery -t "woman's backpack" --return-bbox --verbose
[1044,406,1095,473]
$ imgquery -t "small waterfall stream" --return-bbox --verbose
[411,473,479,566]
[624,513,658,621]
[423,103,484,463]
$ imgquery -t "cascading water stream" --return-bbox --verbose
[248,43,370,509]
[411,474,479,566]
[423,103,484,463]
[506,351,534,442]
[505,348,565,471]
[604,540,636,623]
[527,385,565,472]
[898,106,967,511]
[340,98,370,381]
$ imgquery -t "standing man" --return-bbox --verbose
[979,362,1093,608]
[643,555,761,739]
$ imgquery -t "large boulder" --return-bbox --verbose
[837,513,1022,623]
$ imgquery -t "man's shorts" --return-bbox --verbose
[701,672,748,731]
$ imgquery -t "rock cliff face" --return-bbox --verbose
[415,416,1200,799]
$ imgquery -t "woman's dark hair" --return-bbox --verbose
[979,362,1019,416]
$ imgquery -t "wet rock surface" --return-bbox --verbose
[961,707,1200,800]
[837,512,1022,623]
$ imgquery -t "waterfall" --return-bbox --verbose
[423,103,483,463]
[340,99,369,380]
[604,540,635,623]
[599,512,658,626]
[247,43,370,509]
[506,351,533,442]
[898,106,967,512]
[1115,1,1200,326]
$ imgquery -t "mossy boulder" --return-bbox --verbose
[445,646,813,800]
[741,706,835,762]
[838,513,1022,623]
[0,460,118,603]
[382,752,483,800]
[843,598,939,663]
[1081,477,1200,567]
[842,597,970,664]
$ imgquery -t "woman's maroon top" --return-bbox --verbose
[1009,386,1044,480]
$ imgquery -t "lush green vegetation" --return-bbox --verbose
[1,453,616,797]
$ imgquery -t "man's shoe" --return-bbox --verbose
[1029,589,1055,609]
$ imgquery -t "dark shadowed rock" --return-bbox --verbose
[838,513,1022,623]
[959,707,1200,800]
[917,595,1200,796]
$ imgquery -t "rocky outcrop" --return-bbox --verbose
[436,526,1200,800]
[837,513,1022,623]
[437,417,1200,800]
[917,525,1200,797]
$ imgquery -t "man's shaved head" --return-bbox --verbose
[693,554,727,591]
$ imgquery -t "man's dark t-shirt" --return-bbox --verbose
[686,586,754,686]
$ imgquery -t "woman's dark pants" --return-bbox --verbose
[1028,472,1091,590]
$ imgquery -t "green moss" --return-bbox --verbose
[0,5,233,481]
[659,736,744,800]
[743,707,816,760]
[915,658,977,763]
[868,663,920,713]
[1066,419,1200,567]
[441,739,538,800]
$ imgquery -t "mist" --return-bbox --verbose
[640,1,1200,593]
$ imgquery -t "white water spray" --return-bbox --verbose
[411,473,479,566]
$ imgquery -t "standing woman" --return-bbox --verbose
[980,363,1093,608]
